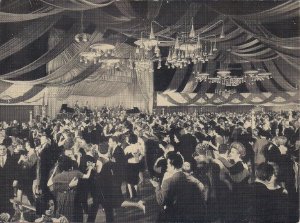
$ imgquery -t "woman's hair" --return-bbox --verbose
[256,163,274,181]
[128,133,138,144]
[165,144,174,152]
[230,141,246,158]
[84,143,94,153]
[58,155,73,172]
[277,136,287,146]
[64,137,74,150]
[25,140,35,149]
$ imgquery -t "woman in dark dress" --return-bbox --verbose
[124,133,144,199]
[50,155,93,222]
[17,141,38,205]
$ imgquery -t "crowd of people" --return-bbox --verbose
[0,105,299,222]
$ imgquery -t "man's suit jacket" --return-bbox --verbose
[0,154,18,213]
[177,133,197,162]
[278,125,294,140]
[155,171,206,222]
[111,145,126,182]
[39,143,59,192]
[290,128,300,145]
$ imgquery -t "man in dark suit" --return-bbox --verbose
[248,163,288,223]
[278,120,294,141]
[0,143,18,215]
[88,136,126,222]
[290,120,300,146]
[150,152,206,222]
[108,136,126,180]
[176,125,197,164]
[37,134,60,215]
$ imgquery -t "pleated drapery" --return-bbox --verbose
[0,22,81,80]
[0,7,62,23]
[0,17,60,61]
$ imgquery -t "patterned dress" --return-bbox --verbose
[52,170,83,222]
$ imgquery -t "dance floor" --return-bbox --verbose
[95,176,160,223]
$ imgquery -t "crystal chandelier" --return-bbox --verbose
[90,43,116,57]
[244,70,272,83]
[165,19,225,69]
[133,21,163,69]
[215,89,237,96]
[79,42,116,64]
[195,67,272,86]
[134,21,161,56]
[134,60,154,73]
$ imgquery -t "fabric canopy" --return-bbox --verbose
[0,22,81,80]
[0,17,60,61]
[0,0,298,107]
[0,6,63,23]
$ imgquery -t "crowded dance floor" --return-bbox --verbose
[0,0,299,222]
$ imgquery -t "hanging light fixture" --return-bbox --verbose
[134,21,161,53]
[195,63,272,87]
[75,11,89,43]
[220,20,225,39]
[165,19,225,69]
[149,22,155,40]
[189,18,196,38]
[213,36,217,52]
[90,43,115,57]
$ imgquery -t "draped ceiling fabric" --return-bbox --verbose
[154,1,299,107]
[0,1,298,111]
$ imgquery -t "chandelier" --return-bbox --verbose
[195,68,272,86]
[165,19,225,69]
[215,89,237,96]
[79,42,117,64]
[90,43,116,57]
[134,60,154,73]
[134,21,161,55]
[132,19,225,70]
[133,21,163,69]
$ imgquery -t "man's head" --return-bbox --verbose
[40,135,48,145]
[108,136,118,148]
[182,162,192,174]
[161,133,170,143]
[283,120,290,128]
[0,144,7,156]
[207,127,215,136]
[58,155,73,172]
[272,136,282,146]
[64,149,73,158]
[128,133,138,145]
[256,163,275,183]
[166,151,183,172]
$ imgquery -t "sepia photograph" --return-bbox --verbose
[0,0,299,222]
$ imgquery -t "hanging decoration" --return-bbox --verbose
[134,20,164,65]
[164,19,224,69]
[195,65,272,87]
[75,11,89,43]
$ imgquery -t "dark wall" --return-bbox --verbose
[0,105,33,122]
